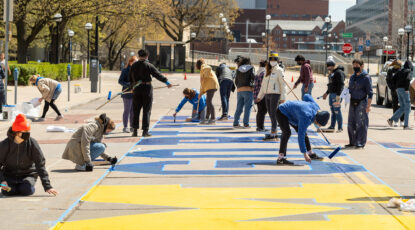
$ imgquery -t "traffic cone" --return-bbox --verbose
[291,75,294,82]
[314,77,317,83]
[184,73,187,80]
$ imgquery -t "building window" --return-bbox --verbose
[283,44,287,48]
[298,38,303,41]
[284,38,287,41]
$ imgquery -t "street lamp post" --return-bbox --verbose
[405,25,412,60]
[324,16,331,74]
[53,13,63,64]
[68,30,74,63]
[191,32,196,73]
[398,28,405,59]
[222,17,227,54]
[85,23,93,64]
[266,15,271,58]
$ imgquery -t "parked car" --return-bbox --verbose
[376,61,415,107]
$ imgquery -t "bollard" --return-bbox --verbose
[13,68,18,105]
[67,64,71,102]
[107,91,112,100]
[99,64,102,93]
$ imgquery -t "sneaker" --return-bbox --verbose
[142,130,152,137]
[123,127,130,133]
[233,125,244,129]
[243,124,251,129]
[400,121,404,127]
[354,145,365,149]
[75,164,86,171]
[130,128,134,133]
[308,153,324,161]
[37,117,45,122]
[256,128,266,132]
[394,121,398,127]
[404,126,413,130]
[55,115,64,121]
[344,144,355,149]
[387,119,393,127]
[263,134,278,141]
[200,120,209,125]
[218,115,228,121]
[132,129,138,137]
[321,127,335,133]
[276,158,294,165]
[208,120,216,125]
[337,129,343,133]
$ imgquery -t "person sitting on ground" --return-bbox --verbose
[256,52,287,141]
[0,114,58,196]
[173,88,207,122]
[29,75,63,121]
[276,94,328,165]
[62,113,118,171]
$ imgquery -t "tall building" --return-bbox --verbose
[236,0,266,9]
[266,0,328,20]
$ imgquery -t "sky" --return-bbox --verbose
[329,0,356,21]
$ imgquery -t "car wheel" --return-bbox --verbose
[385,87,392,108]
[376,85,384,105]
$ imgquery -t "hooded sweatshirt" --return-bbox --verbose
[279,94,320,153]
[0,128,52,191]
[295,60,313,87]
[215,64,234,83]
[199,64,219,95]
[395,61,413,91]
[326,66,345,95]
[235,65,255,92]
[349,70,373,100]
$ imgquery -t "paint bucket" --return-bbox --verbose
[2,105,16,121]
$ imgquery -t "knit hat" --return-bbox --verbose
[12,114,31,132]
[315,111,330,126]
[269,51,279,61]
[326,56,335,66]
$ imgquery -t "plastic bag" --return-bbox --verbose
[340,87,350,107]
[30,98,41,108]
[46,126,75,133]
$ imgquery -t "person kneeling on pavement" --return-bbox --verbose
[276,94,329,165]
[29,75,63,121]
[174,88,207,122]
[0,114,58,196]
[62,113,118,171]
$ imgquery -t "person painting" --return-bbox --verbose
[129,49,172,137]
[118,56,138,133]
[173,88,207,123]
[276,95,328,165]
[29,75,63,121]
[345,59,373,149]
[216,63,234,121]
[62,113,118,171]
[256,52,287,141]
[197,59,219,125]
[293,55,314,100]
[0,114,58,196]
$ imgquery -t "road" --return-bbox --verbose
[1,70,415,230]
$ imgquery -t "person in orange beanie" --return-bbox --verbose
[0,114,58,196]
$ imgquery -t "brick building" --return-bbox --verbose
[266,0,329,20]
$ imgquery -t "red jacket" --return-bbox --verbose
[295,60,313,87]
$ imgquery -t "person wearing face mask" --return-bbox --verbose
[293,55,314,100]
[322,57,345,133]
[276,95,328,165]
[386,60,404,126]
[344,59,373,149]
[253,60,268,132]
[62,113,118,171]
[0,114,58,196]
[173,88,207,123]
[29,75,63,121]
[256,52,287,141]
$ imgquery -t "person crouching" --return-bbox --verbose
[62,113,118,171]
[173,88,207,122]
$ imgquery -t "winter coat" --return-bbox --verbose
[36,77,60,103]
[119,65,133,99]
[295,60,313,87]
[257,66,287,101]
[215,64,233,83]
[349,70,373,100]
[199,64,219,95]
[62,119,105,165]
[326,66,345,95]
[235,65,255,91]
[279,94,320,153]
[395,61,413,91]
[0,128,52,191]
[386,67,400,91]
[175,89,207,113]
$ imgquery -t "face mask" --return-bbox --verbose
[32,83,36,86]
[270,61,279,67]
[353,67,361,73]
[21,132,30,141]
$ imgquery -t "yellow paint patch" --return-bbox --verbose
[53,184,413,230]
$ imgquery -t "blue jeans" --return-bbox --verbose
[220,79,233,116]
[348,99,368,147]
[329,93,342,129]
[90,142,106,160]
[233,91,253,126]
[301,82,314,100]
[391,88,411,127]
[52,85,62,100]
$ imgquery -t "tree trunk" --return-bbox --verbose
[16,19,28,64]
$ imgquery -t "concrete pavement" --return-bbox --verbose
[2,69,415,230]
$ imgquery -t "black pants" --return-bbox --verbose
[0,87,5,113]
[256,99,267,130]
[265,94,280,133]
[1,175,36,196]
[132,84,153,131]
[392,89,404,122]
[206,89,217,120]
[276,108,311,156]
[41,99,61,118]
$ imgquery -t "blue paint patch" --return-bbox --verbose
[379,142,403,149]
[113,160,365,175]
[397,150,415,155]
[138,136,287,145]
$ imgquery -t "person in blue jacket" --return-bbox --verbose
[276,94,329,165]
[173,88,207,123]
[118,56,137,133]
